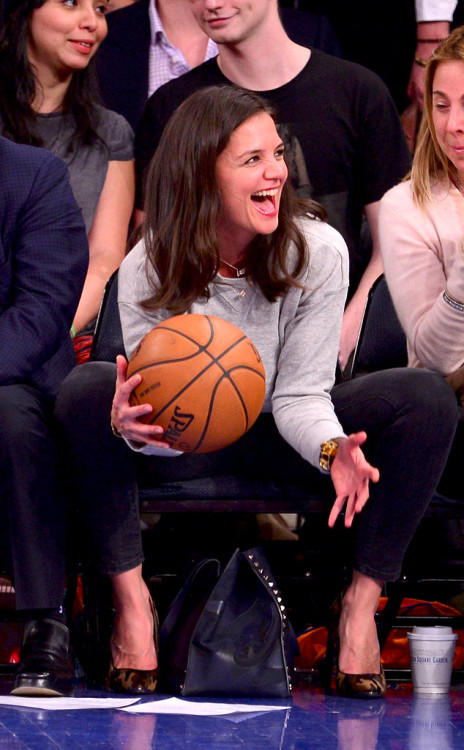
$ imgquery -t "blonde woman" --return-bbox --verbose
[380,26,464,500]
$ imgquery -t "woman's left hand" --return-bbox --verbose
[111,354,171,448]
[328,432,380,528]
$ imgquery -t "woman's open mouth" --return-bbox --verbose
[251,188,279,216]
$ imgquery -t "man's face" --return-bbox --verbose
[189,0,272,45]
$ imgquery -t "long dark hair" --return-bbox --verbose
[0,0,103,150]
[142,85,327,314]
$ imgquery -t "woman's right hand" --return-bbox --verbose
[111,354,172,448]
[328,432,380,529]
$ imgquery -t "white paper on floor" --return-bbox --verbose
[120,697,289,716]
[0,696,140,711]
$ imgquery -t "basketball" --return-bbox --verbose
[126,314,266,453]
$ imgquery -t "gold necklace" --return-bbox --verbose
[219,258,246,277]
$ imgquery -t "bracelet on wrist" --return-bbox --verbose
[70,324,76,339]
[319,438,344,473]
[443,289,464,313]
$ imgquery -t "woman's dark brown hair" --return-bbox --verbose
[141,85,326,314]
[0,0,103,152]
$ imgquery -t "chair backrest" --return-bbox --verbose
[89,269,126,362]
[349,274,408,379]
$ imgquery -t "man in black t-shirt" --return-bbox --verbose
[95,0,341,130]
[135,0,410,369]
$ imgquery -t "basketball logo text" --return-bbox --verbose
[139,381,161,399]
[163,406,195,450]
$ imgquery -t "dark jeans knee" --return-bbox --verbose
[334,368,457,445]
[0,384,52,453]
[391,370,458,462]
[399,368,458,422]
[55,362,117,433]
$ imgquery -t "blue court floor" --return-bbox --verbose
[0,676,463,749]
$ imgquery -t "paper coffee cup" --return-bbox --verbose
[407,626,457,694]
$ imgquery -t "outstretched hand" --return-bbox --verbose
[328,432,380,528]
[110,355,171,448]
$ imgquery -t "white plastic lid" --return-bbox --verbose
[412,626,453,635]
[407,625,458,640]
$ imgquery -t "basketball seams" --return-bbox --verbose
[129,316,214,377]
[146,358,262,426]
[137,335,255,424]
[217,364,266,433]
[226,364,265,381]
[131,336,247,376]
[129,350,208,376]
[189,367,264,451]
[127,314,266,452]
[129,329,249,378]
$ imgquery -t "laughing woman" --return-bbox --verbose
[0,0,135,359]
[56,86,456,698]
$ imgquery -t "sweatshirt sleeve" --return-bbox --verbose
[272,221,349,468]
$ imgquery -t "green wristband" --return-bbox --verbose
[70,325,76,339]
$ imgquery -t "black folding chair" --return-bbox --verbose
[348,274,408,379]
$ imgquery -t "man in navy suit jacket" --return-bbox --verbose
[0,137,88,696]
[96,0,341,130]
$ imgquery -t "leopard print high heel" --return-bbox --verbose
[107,598,159,694]
[324,590,386,699]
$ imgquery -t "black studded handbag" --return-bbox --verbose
[158,547,298,698]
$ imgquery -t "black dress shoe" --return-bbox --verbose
[11,618,75,696]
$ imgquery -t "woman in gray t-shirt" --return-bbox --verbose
[56,86,458,701]
[0,0,135,353]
